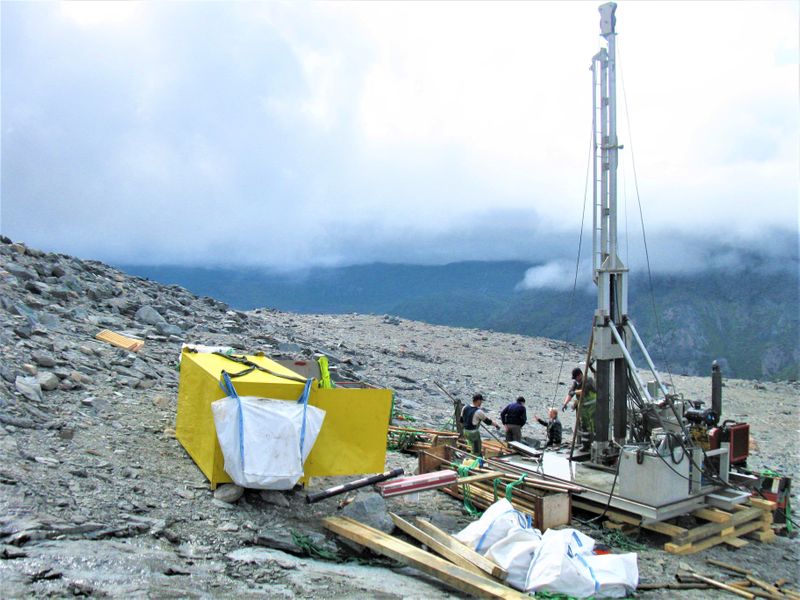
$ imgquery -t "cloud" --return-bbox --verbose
[0,1,797,271]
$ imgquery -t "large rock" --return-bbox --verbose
[15,376,44,402]
[31,351,56,368]
[135,305,167,327]
[260,490,290,508]
[156,322,183,336]
[213,483,244,504]
[36,372,60,391]
[340,492,394,534]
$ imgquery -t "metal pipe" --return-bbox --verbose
[627,320,670,397]
[711,361,722,418]
[305,468,404,504]
[608,321,653,402]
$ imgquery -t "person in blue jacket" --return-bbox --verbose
[500,396,528,442]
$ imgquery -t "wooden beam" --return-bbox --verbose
[323,516,528,600]
[665,519,765,555]
[412,517,508,581]
[673,507,764,544]
[693,507,732,523]
[682,572,755,599]
[389,513,489,579]
[457,471,505,486]
[706,558,752,576]
[746,575,783,598]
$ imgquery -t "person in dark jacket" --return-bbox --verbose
[500,396,527,442]
[536,407,563,447]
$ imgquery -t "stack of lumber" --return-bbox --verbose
[388,425,458,452]
[574,496,777,555]
[323,514,528,599]
[457,438,512,458]
[420,451,581,531]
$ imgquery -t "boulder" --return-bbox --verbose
[15,376,44,402]
[213,483,244,504]
[135,305,167,327]
[340,491,394,534]
[36,372,60,391]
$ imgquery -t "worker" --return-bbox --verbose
[461,393,499,456]
[562,367,597,445]
[500,396,527,443]
[536,407,563,447]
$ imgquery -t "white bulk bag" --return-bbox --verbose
[578,552,639,598]
[484,527,544,591]
[454,498,533,554]
[526,528,638,598]
[211,377,325,490]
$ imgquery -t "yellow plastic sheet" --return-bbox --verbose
[175,350,392,488]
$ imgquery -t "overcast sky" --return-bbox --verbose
[1,1,797,281]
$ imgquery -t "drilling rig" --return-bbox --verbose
[543,2,754,521]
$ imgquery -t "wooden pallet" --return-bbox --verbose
[95,329,144,352]
[573,497,776,555]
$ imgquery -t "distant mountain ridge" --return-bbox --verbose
[119,260,799,381]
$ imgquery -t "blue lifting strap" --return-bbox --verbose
[297,378,313,457]
[219,371,245,470]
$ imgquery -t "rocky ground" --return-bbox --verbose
[0,237,797,598]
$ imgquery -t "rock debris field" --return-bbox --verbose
[0,236,798,598]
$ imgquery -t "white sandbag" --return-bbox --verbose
[525,528,598,598]
[484,527,543,591]
[526,528,638,598]
[579,552,639,598]
[454,498,533,554]
[211,391,325,490]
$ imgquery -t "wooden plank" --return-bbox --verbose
[672,507,764,544]
[682,572,755,599]
[508,441,541,457]
[723,537,749,549]
[746,529,776,543]
[457,471,505,486]
[692,507,732,523]
[389,513,489,579]
[747,497,777,511]
[706,558,752,576]
[665,519,765,555]
[323,517,527,599]
[95,329,144,352]
[413,517,508,581]
[746,575,783,597]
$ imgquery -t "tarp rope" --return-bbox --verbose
[318,356,334,389]
[505,473,527,501]
[213,352,308,383]
[456,458,483,516]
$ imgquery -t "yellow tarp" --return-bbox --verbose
[175,350,392,488]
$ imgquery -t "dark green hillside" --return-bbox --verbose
[120,260,799,381]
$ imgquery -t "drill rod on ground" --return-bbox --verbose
[305,468,405,504]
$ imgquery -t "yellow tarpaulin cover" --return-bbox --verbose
[175,350,392,488]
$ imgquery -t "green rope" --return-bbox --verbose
[598,529,648,552]
[534,592,586,600]
[456,459,483,517]
[290,530,339,561]
[387,428,423,452]
[505,474,527,501]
